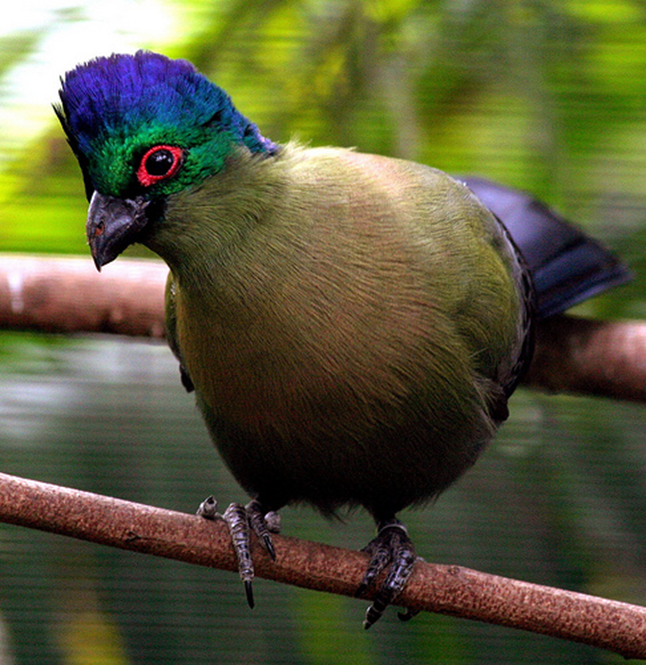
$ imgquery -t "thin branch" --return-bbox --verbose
[0,253,643,401]
[1,471,645,658]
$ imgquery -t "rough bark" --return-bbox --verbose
[1,471,644,658]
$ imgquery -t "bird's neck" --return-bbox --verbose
[146,146,286,298]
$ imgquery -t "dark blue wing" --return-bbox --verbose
[463,176,631,319]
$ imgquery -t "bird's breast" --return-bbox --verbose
[173,251,444,439]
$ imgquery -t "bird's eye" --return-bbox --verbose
[137,145,184,187]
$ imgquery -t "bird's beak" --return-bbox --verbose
[86,191,150,271]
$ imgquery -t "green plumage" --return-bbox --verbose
[160,144,522,516]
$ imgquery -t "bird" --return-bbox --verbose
[55,50,630,628]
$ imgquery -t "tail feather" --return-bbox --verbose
[462,176,631,319]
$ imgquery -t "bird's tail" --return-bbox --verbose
[463,176,631,319]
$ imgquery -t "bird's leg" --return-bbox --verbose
[356,517,418,629]
[196,496,280,609]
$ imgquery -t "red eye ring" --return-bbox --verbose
[137,145,184,187]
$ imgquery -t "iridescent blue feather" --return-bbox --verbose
[57,51,276,157]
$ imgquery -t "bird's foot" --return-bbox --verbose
[196,496,280,609]
[356,518,418,629]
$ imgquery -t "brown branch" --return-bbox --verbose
[0,253,643,401]
[0,253,167,337]
[1,471,645,658]
[526,314,646,402]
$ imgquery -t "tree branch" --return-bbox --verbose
[526,314,646,402]
[0,253,167,338]
[1,471,644,658]
[0,253,643,402]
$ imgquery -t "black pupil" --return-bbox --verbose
[146,149,174,176]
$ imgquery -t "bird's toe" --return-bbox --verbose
[212,500,280,609]
[358,518,417,629]
[196,495,219,519]
[246,499,279,560]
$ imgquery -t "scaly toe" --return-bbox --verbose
[215,500,280,609]
[195,498,279,610]
[246,500,278,560]
[196,495,219,519]
[359,518,417,629]
[223,502,256,607]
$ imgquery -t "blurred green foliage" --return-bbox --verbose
[1,1,646,664]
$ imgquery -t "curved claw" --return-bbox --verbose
[195,496,280,608]
[358,518,417,629]
[244,580,255,609]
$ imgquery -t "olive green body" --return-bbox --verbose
[159,145,523,518]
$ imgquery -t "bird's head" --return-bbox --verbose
[56,51,277,269]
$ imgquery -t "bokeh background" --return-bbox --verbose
[1,1,646,663]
